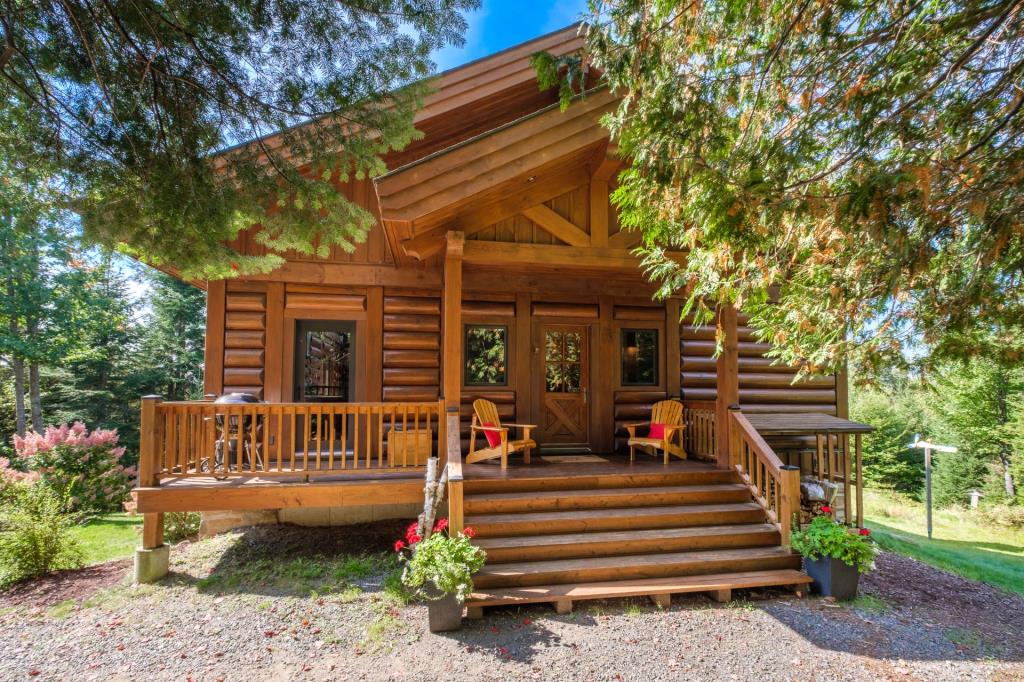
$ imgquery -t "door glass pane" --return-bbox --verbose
[621,329,658,386]
[302,330,351,401]
[545,362,563,392]
[563,363,581,392]
[545,332,563,361]
[464,326,507,385]
[564,332,581,362]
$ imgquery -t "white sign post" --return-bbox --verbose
[907,436,958,539]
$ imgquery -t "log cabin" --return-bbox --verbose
[131,25,871,611]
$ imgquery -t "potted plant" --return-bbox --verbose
[790,508,877,600]
[395,518,486,632]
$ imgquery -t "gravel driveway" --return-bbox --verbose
[1,522,1021,681]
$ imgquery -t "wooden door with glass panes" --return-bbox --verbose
[535,324,590,449]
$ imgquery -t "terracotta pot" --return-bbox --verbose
[804,556,861,601]
[424,584,463,632]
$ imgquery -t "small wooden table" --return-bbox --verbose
[743,413,872,527]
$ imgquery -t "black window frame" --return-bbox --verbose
[619,327,660,387]
[463,324,509,387]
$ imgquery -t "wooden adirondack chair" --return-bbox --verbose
[466,399,536,470]
[626,399,686,464]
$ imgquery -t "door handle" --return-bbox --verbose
[582,387,588,403]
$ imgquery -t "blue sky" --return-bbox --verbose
[432,0,589,73]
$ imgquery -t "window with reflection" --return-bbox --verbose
[464,325,508,386]
[621,329,658,386]
[302,331,352,401]
[545,330,583,393]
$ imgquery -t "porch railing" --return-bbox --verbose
[137,396,445,485]
[682,400,716,461]
[727,406,801,547]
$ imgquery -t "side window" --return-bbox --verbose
[464,325,508,386]
[621,328,658,386]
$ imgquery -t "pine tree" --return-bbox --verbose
[134,273,206,401]
[849,388,929,497]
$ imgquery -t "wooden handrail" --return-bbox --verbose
[728,406,801,548]
[682,401,716,461]
[138,399,443,483]
[445,407,464,534]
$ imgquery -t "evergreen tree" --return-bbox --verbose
[849,388,929,497]
[2,0,477,278]
[133,274,206,401]
[928,358,1022,506]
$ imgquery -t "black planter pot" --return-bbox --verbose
[424,585,463,632]
[804,556,861,600]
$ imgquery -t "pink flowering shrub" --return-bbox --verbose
[12,423,136,515]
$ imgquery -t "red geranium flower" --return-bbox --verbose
[230,262,239,271]
[820,505,832,514]
[433,518,449,533]
[408,534,422,544]
[462,526,476,538]
[859,528,871,536]
[393,540,405,552]
[405,521,420,543]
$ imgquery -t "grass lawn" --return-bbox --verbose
[69,513,142,566]
[864,488,1024,596]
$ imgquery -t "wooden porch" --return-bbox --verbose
[132,397,868,612]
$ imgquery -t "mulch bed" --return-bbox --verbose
[0,559,131,610]
[861,551,1024,656]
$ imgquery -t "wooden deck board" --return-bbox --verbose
[467,569,812,607]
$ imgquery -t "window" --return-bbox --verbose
[464,325,508,386]
[544,330,583,393]
[295,321,355,402]
[621,329,658,386]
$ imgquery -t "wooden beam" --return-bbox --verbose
[666,299,681,399]
[442,232,465,410]
[263,282,284,402]
[240,262,441,288]
[142,513,164,549]
[134,479,424,513]
[609,229,641,249]
[521,204,591,247]
[204,280,226,395]
[514,292,531,427]
[589,179,609,247]
[366,287,384,401]
[596,296,615,453]
[835,360,849,419]
[715,306,740,468]
[462,241,645,270]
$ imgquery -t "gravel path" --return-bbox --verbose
[1,523,1022,682]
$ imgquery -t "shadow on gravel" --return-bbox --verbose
[167,521,409,599]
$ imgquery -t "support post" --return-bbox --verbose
[203,280,226,395]
[442,232,465,412]
[138,395,162,488]
[135,512,168,583]
[779,464,802,549]
[446,408,465,535]
[715,306,739,468]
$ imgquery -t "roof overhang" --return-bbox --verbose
[373,88,620,262]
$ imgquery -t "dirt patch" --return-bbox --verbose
[0,559,130,609]
[861,551,1024,656]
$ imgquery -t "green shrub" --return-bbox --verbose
[164,511,201,543]
[977,503,1024,529]
[0,482,84,588]
[791,515,878,573]
[13,422,135,515]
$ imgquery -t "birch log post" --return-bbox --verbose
[417,457,449,539]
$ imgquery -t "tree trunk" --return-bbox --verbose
[11,353,26,437]
[995,367,1016,499]
[29,361,43,433]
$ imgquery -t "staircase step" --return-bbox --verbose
[464,468,739,495]
[466,502,766,538]
[475,524,780,563]
[472,546,802,589]
[464,484,751,514]
[467,569,812,608]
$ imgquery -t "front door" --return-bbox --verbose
[536,324,590,449]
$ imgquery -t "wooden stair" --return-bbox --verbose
[463,467,810,614]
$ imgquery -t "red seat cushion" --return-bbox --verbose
[482,421,502,448]
[648,422,667,440]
